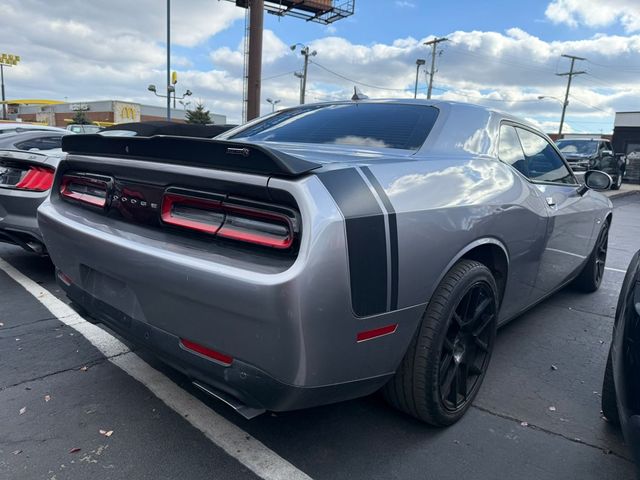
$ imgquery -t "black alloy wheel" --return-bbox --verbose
[383,259,498,426]
[440,282,496,412]
[574,220,609,292]
[594,222,609,287]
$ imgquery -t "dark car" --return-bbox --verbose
[0,150,64,254]
[0,130,71,153]
[556,138,626,190]
[602,251,640,470]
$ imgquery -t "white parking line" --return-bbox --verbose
[605,266,627,273]
[0,257,313,480]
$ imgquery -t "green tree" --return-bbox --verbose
[71,110,90,125]
[186,102,212,124]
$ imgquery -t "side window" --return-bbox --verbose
[15,138,43,150]
[38,136,62,150]
[516,128,575,184]
[498,125,528,177]
[605,141,613,152]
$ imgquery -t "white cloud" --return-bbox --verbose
[395,1,416,7]
[545,0,640,33]
[4,0,640,131]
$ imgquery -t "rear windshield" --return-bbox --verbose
[231,103,439,151]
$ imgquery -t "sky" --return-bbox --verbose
[3,0,640,133]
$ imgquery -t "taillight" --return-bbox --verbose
[161,188,296,250]
[14,166,55,192]
[60,174,110,208]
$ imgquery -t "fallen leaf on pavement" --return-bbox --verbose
[520,421,529,427]
[19,407,26,415]
[550,365,558,371]
[12,450,22,455]
[45,395,51,402]
[549,406,556,412]
[99,430,114,437]
[68,447,81,454]
[0,322,4,327]
[80,366,88,372]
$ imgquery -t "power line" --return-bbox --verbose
[261,70,299,81]
[447,49,555,74]
[309,60,413,92]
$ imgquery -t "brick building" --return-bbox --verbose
[14,100,226,127]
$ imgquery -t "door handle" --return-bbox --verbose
[546,197,556,208]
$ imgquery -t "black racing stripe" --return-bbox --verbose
[361,166,399,311]
[318,169,388,316]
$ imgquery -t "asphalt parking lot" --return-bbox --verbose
[1,193,640,480]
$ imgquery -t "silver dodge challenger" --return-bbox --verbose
[38,100,613,425]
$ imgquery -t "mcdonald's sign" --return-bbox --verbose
[114,102,140,123]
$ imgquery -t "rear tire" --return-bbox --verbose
[383,259,498,426]
[611,167,624,190]
[574,220,609,293]
[602,348,620,426]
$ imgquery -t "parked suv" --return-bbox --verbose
[556,138,626,190]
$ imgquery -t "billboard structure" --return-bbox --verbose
[228,0,355,121]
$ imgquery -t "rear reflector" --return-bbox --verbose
[180,339,233,366]
[356,324,398,343]
[57,270,73,286]
[161,190,295,250]
[14,166,55,192]
[60,174,110,208]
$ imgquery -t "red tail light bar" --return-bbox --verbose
[15,166,55,192]
[60,174,110,208]
[180,338,233,366]
[161,189,296,250]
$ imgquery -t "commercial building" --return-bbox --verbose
[613,112,640,183]
[13,100,226,127]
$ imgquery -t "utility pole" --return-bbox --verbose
[291,44,317,105]
[246,0,264,120]
[166,0,171,120]
[556,54,586,136]
[424,37,447,99]
[294,71,304,104]
[414,59,426,99]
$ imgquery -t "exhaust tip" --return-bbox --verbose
[192,381,265,420]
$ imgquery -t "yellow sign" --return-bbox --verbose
[171,71,178,85]
[121,106,137,120]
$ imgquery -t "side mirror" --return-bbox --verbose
[585,170,612,191]
[602,150,613,157]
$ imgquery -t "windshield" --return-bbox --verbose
[231,103,439,151]
[556,140,598,155]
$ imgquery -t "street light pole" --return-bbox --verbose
[266,98,280,112]
[166,0,171,120]
[1,65,5,121]
[291,44,317,105]
[294,72,304,105]
[0,53,21,121]
[414,59,426,99]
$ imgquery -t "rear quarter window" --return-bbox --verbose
[231,104,439,151]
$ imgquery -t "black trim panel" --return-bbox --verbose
[318,168,388,316]
[62,135,321,177]
[361,166,399,310]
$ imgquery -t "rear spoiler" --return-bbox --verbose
[61,134,321,177]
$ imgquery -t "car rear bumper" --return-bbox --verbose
[60,275,393,412]
[38,173,424,411]
[0,188,48,253]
